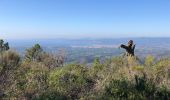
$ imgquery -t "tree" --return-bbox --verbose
[3,42,10,51]
[25,44,43,61]
[0,39,10,52]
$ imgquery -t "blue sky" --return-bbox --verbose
[0,0,170,39]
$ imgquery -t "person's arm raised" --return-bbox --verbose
[120,44,128,50]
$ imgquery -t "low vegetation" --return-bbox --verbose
[0,39,170,100]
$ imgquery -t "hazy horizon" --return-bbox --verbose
[2,37,170,40]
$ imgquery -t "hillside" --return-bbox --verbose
[0,40,170,99]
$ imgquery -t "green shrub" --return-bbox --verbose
[48,64,94,99]
[105,79,131,99]
[35,91,67,100]
[145,55,154,66]
[0,42,170,100]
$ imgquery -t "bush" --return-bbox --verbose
[0,50,20,69]
[36,91,67,100]
[0,41,170,100]
[0,50,20,99]
[48,64,94,99]
[105,79,131,99]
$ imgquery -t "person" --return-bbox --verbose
[120,40,136,56]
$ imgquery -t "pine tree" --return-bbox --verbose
[0,39,10,52]
[25,44,43,61]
